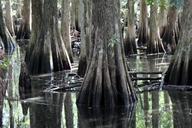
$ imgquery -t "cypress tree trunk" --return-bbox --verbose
[162,6,179,54]
[77,0,92,77]
[0,0,15,53]
[164,0,192,85]
[74,0,80,31]
[26,0,71,75]
[71,0,80,31]
[61,0,73,63]
[137,0,149,46]
[0,72,7,128]
[124,0,137,55]
[147,0,165,54]
[17,0,31,40]
[71,0,76,29]
[0,61,10,127]
[5,0,15,36]
[77,0,137,107]
[16,0,22,18]
[158,2,167,37]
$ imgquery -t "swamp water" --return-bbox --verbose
[1,49,192,128]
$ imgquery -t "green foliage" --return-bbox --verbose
[160,0,168,10]
[146,0,155,6]
[108,34,120,49]
[0,58,10,70]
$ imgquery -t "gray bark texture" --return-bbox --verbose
[77,0,137,107]
[25,0,71,75]
[165,0,192,85]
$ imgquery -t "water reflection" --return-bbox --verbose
[2,87,187,128]
[2,51,192,128]
[78,106,136,128]
[64,93,74,128]
[169,92,192,128]
[30,93,64,128]
[128,54,172,73]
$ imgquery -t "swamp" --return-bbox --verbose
[1,0,192,128]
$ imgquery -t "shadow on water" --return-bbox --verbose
[1,50,192,128]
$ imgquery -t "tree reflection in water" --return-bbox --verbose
[78,105,136,128]
[169,91,192,128]
[30,92,64,128]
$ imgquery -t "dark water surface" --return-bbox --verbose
[1,50,192,128]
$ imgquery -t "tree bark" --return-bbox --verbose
[0,62,10,127]
[137,0,149,46]
[61,0,73,63]
[158,1,167,37]
[71,0,76,29]
[16,0,31,40]
[147,0,165,54]
[71,0,80,31]
[5,0,15,36]
[164,0,192,85]
[77,0,92,77]
[0,0,15,53]
[124,0,137,55]
[26,0,71,75]
[162,6,179,54]
[0,75,7,128]
[77,0,137,107]
[16,0,22,18]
